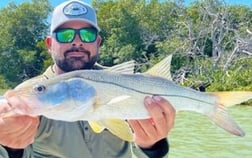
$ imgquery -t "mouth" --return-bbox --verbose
[65,47,91,59]
[66,51,87,58]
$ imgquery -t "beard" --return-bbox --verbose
[53,47,98,72]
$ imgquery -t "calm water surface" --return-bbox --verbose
[168,106,252,158]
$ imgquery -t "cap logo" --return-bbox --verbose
[63,2,87,16]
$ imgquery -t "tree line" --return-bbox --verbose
[0,0,252,92]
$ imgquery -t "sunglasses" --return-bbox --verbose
[53,28,98,43]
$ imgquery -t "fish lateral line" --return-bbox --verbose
[73,75,216,106]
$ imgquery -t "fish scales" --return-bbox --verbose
[1,55,251,138]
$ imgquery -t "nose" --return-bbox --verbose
[72,33,83,47]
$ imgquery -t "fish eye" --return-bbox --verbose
[33,84,46,93]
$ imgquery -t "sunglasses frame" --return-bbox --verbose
[53,27,98,43]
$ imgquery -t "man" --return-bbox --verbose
[0,0,175,157]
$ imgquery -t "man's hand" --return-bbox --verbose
[0,90,39,149]
[128,96,175,148]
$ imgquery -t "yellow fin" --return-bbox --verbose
[209,91,252,107]
[88,119,133,142]
[88,121,105,133]
[145,54,172,80]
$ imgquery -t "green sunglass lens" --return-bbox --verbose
[57,29,75,43]
[80,29,97,42]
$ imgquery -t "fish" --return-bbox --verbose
[1,55,251,141]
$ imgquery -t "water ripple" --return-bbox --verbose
[169,106,252,158]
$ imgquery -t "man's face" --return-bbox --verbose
[46,21,102,73]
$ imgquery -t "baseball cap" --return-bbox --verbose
[50,0,100,34]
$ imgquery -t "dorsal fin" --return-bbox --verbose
[104,60,136,74]
[145,54,173,80]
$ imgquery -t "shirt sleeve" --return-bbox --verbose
[0,146,23,158]
[131,138,169,158]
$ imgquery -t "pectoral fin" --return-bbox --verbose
[106,95,131,105]
[93,95,131,110]
[88,119,133,142]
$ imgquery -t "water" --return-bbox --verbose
[168,106,252,158]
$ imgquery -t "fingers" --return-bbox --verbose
[16,116,39,147]
[150,96,175,132]
[128,119,156,138]
[0,90,40,148]
[145,96,175,132]
[0,116,39,148]
[128,96,176,148]
[4,116,39,135]
[128,119,158,148]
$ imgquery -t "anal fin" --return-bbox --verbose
[88,119,133,142]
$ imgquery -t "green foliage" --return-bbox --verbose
[208,57,252,91]
[0,0,51,87]
[36,40,53,71]
[95,0,181,67]
[183,56,252,92]
[95,0,143,65]
[0,75,9,89]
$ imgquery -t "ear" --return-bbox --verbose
[45,36,52,52]
[96,35,102,47]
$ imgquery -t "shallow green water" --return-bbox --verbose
[168,106,252,158]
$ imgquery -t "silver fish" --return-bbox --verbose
[1,55,251,141]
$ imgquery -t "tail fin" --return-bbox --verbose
[210,91,252,107]
[207,104,245,136]
[206,91,252,136]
